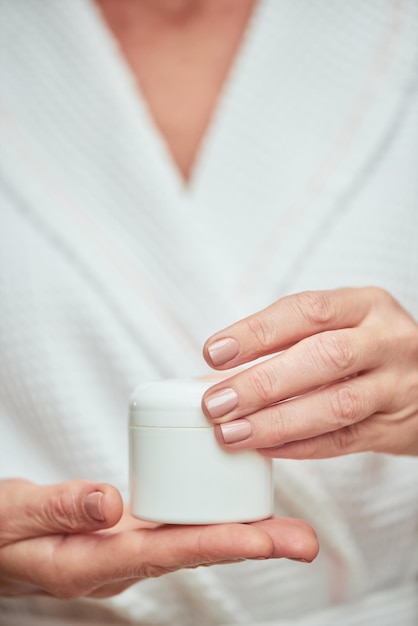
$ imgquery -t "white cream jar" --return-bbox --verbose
[129,379,273,524]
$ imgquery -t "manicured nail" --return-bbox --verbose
[204,387,238,418]
[219,419,252,444]
[84,492,105,522]
[207,338,240,366]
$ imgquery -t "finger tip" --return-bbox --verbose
[203,337,241,369]
[202,340,217,369]
[288,523,319,563]
[254,517,319,562]
[288,522,320,563]
[214,424,226,447]
[86,483,123,528]
[100,484,124,526]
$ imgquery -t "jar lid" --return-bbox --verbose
[129,379,217,428]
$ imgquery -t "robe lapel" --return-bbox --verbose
[190,0,418,311]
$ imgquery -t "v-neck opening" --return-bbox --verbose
[89,0,264,192]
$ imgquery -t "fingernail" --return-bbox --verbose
[84,492,105,522]
[207,338,240,366]
[219,419,252,444]
[290,558,311,563]
[204,387,238,418]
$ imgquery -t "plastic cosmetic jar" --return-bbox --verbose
[129,379,273,524]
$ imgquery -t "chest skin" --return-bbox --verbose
[95,0,256,181]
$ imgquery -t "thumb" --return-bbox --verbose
[0,479,123,545]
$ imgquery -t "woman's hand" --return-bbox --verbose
[202,287,418,458]
[0,479,318,599]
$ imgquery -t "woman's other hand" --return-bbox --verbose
[0,479,318,598]
[202,287,418,458]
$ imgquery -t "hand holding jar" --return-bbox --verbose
[203,287,418,458]
[0,479,318,599]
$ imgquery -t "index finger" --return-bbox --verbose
[203,288,373,369]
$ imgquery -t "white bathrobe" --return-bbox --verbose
[0,1,417,624]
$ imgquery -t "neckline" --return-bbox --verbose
[89,0,264,192]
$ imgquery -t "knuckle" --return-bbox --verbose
[269,404,288,443]
[250,367,277,404]
[329,385,362,427]
[296,291,336,327]
[45,488,83,531]
[369,286,392,306]
[366,286,398,320]
[391,309,418,349]
[244,316,276,353]
[330,424,359,453]
[288,437,319,459]
[315,332,355,372]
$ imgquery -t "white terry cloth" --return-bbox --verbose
[1,0,418,624]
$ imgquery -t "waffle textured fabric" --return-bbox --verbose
[0,0,418,624]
